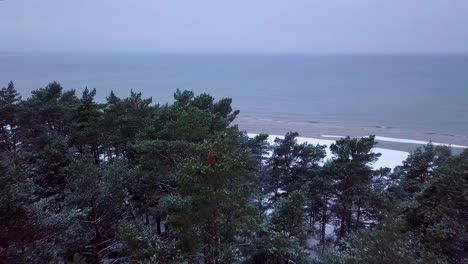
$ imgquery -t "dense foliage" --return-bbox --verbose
[0,81,466,264]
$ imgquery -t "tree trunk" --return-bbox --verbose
[339,203,347,239]
[92,208,101,264]
[156,216,162,235]
[309,213,313,228]
[321,194,327,252]
[92,145,100,164]
[11,126,17,153]
[0,125,11,152]
[346,202,353,233]
[356,205,361,227]
[108,146,113,163]
[145,212,150,226]
[203,239,210,264]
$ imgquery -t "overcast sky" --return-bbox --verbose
[1,0,468,54]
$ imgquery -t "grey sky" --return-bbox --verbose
[1,0,468,54]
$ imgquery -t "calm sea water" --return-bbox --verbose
[1,53,468,135]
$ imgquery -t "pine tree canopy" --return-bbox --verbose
[0,81,466,264]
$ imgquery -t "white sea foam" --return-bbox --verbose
[321,135,468,149]
[248,134,409,169]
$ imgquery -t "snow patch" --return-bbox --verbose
[249,134,409,169]
[321,135,467,149]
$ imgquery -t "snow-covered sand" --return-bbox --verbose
[248,134,409,169]
[321,135,468,149]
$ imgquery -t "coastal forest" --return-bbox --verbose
[0,81,466,264]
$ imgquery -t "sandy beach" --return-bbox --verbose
[240,116,468,169]
[236,116,468,154]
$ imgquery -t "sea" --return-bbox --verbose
[1,53,468,144]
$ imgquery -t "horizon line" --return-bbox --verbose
[1,51,468,56]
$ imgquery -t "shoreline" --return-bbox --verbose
[235,116,467,154]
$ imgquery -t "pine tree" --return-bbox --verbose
[319,219,418,264]
[102,90,153,161]
[2,81,465,263]
[22,82,78,134]
[271,191,307,243]
[162,130,258,263]
[64,160,131,263]
[247,227,311,264]
[305,166,334,252]
[0,153,35,261]
[403,149,468,263]
[267,132,326,202]
[0,81,21,152]
[71,88,103,163]
[328,136,382,239]
[392,143,451,199]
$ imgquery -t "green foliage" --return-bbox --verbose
[0,81,463,264]
[392,143,452,198]
[173,88,194,110]
[319,218,451,264]
[118,222,176,263]
[324,220,417,264]
[327,136,384,239]
[0,154,36,249]
[161,107,212,142]
[271,191,307,242]
[162,130,259,262]
[247,227,311,264]
[403,149,468,263]
[71,87,103,163]
[22,81,79,135]
[101,90,153,161]
[268,132,326,201]
[0,81,21,152]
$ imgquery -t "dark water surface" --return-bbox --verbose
[1,53,468,138]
